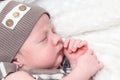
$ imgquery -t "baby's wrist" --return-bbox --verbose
[74,66,91,80]
[70,61,80,70]
[63,67,89,80]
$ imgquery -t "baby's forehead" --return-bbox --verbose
[31,14,53,33]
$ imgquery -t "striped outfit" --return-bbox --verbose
[0,58,71,80]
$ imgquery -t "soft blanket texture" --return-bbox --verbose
[5,0,120,80]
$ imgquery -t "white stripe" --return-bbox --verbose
[1,78,5,80]
[33,73,64,80]
[51,74,64,79]
[2,4,31,30]
[0,62,7,77]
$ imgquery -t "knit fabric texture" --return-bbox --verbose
[0,1,49,62]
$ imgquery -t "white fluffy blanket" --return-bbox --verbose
[14,0,120,79]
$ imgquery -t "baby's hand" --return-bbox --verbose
[63,38,88,69]
[64,38,88,53]
[76,49,103,79]
[61,50,103,80]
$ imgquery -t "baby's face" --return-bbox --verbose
[18,14,64,70]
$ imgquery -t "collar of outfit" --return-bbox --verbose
[0,58,71,80]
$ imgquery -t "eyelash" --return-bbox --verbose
[41,36,47,42]
[40,28,55,42]
[40,33,47,42]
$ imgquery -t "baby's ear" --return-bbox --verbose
[12,53,23,68]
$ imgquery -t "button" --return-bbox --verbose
[13,12,19,18]
[19,5,26,11]
[6,19,13,27]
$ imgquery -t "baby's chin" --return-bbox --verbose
[53,54,63,68]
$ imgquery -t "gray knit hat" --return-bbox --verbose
[0,1,49,62]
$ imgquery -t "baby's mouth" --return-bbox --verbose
[56,43,63,54]
[59,45,63,54]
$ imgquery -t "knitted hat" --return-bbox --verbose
[0,1,49,62]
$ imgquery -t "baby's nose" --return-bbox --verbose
[53,34,62,45]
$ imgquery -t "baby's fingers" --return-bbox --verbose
[64,38,75,53]
[64,39,76,52]
[78,40,87,48]
[64,38,70,48]
[64,38,88,54]
[71,40,88,52]
[72,39,81,52]
[72,40,87,52]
